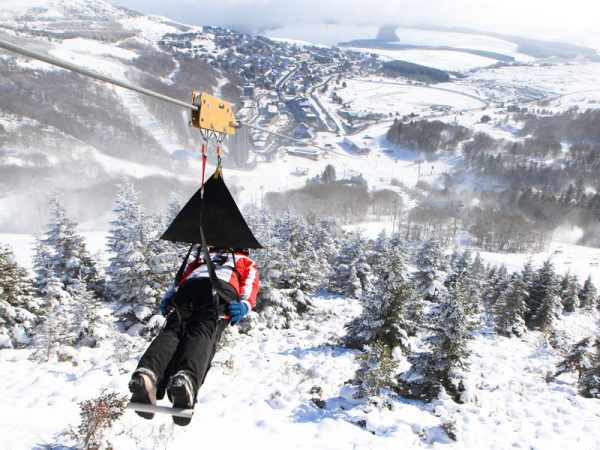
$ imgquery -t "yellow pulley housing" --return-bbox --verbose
[191,91,237,136]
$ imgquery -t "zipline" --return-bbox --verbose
[0,37,341,154]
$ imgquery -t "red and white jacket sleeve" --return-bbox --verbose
[237,255,260,310]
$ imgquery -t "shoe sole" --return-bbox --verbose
[129,378,156,420]
[168,383,194,426]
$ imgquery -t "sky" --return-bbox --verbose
[111,0,600,44]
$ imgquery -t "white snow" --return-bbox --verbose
[0,283,598,449]
[324,76,486,118]
[352,48,499,72]
[477,241,600,286]
[264,23,379,47]
[393,28,532,62]
[60,38,138,60]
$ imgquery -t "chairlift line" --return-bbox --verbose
[0,37,341,155]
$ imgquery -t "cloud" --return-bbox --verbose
[112,0,599,41]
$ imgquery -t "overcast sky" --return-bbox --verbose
[111,0,599,44]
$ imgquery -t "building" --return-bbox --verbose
[228,125,250,167]
[243,84,255,98]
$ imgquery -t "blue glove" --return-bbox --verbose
[159,295,170,316]
[228,301,249,325]
[160,284,175,316]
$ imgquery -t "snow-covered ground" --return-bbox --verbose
[321,76,486,118]
[466,62,600,105]
[351,48,499,72]
[0,293,598,449]
[392,28,532,63]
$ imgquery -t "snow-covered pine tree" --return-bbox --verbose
[554,337,592,378]
[493,273,528,337]
[559,272,580,313]
[0,245,38,348]
[412,238,447,303]
[243,207,306,328]
[106,178,163,336]
[578,275,598,310]
[33,196,103,297]
[145,212,180,327]
[330,230,370,298]
[164,190,189,256]
[311,217,344,290]
[354,342,398,406]
[462,252,485,312]
[527,259,561,332]
[274,212,321,292]
[34,273,73,361]
[520,259,535,289]
[578,337,600,398]
[368,230,389,267]
[344,235,414,353]
[489,264,510,306]
[67,277,103,347]
[399,277,473,402]
[445,249,483,321]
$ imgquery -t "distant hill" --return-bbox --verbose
[422,25,600,61]
[380,60,450,83]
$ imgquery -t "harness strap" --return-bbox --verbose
[229,250,241,285]
[174,243,195,288]
[197,140,229,317]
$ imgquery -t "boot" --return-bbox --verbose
[167,370,196,426]
[129,369,157,420]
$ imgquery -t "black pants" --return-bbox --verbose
[136,278,236,400]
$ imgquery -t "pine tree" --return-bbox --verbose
[399,279,473,402]
[106,179,163,335]
[312,217,344,290]
[34,196,103,297]
[489,264,510,306]
[354,342,398,405]
[244,207,308,328]
[462,252,485,318]
[520,259,535,290]
[579,275,598,310]
[368,231,389,267]
[330,231,370,298]
[34,274,73,361]
[0,245,38,348]
[67,278,103,347]
[555,337,592,378]
[494,273,528,337]
[559,272,580,313]
[146,213,179,303]
[274,213,321,291]
[412,238,447,303]
[578,337,600,398]
[527,259,561,332]
[344,236,414,353]
[164,190,189,259]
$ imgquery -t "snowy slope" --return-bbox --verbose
[392,28,532,62]
[0,290,598,449]
[350,47,499,72]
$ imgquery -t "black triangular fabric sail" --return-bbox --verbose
[161,171,262,248]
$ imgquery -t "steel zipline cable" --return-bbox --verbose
[0,37,348,155]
